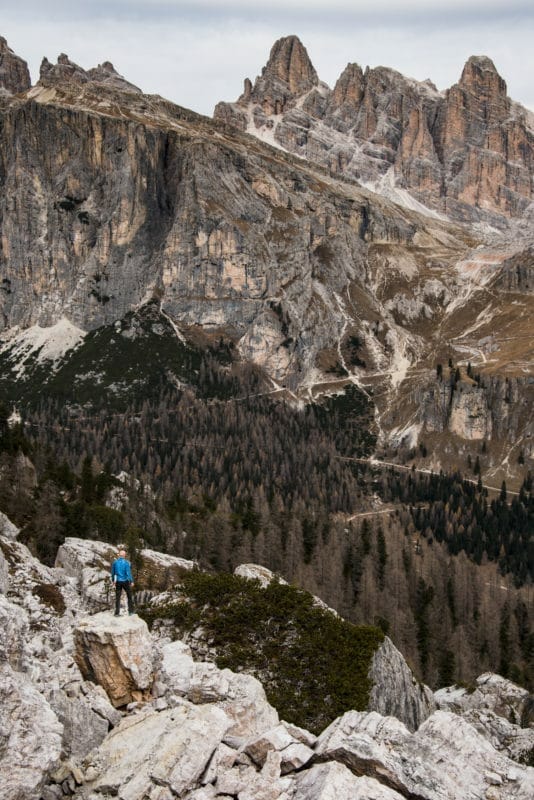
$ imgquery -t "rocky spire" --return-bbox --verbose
[330,62,365,112]
[0,36,31,95]
[39,54,89,85]
[457,55,509,123]
[262,35,318,96]
[39,54,141,93]
[240,34,318,115]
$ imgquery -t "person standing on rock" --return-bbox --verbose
[111,548,135,616]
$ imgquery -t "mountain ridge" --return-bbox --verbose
[0,33,532,486]
[215,35,534,226]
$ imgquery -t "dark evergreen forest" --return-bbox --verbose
[0,345,532,691]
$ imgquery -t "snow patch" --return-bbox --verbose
[0,319,86,375]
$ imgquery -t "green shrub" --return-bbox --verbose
[143,572,384,734]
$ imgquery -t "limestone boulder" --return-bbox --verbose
[368,635,436,731]
[315,709,534,800]
[74,611,154,706]
[81,703,231,798]
[0,664,62,800]
[0,509,19,541]
[435,672,532,726]
[159,640,279,736]
[0,593,29,668]
[291,762,406,800]
[243,723,314,773]
[234,563,288,588]
[48,688,110,759]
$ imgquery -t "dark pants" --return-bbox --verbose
[115,580,134,614]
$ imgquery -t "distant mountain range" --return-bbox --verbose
[0,34,532,488]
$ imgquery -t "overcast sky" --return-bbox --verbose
[2,1,533,114]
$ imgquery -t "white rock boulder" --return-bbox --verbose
[55,536,197,610]
[81,703,231,798]
[291,762,406,800]
[244,723,314,773]
[159,639,279,736]
[0,664,62,800]
[315,709,534,799]
[74,611,154,706]
[234,563,288,588]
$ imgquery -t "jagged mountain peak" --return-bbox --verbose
[39,53,141,94]
[215,36,533,224]
[262,34,318,92]
[0,34,31,95]
[40,53,89,84]
[239,34,318,115]
[458,53,507,96]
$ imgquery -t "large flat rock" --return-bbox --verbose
[74,611,154,706]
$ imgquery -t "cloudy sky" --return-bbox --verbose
[2,1,533,114]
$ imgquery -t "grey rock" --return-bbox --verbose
[0,592,29,668]
[315,709,534,800]
[0,36,31,95]
[368,635,436,731]
[291,762,406,800]
[0,664,62,800]
[49,688,109,759]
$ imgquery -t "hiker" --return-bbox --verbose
[111,548,135,616]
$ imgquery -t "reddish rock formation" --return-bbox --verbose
[215,37,534,223]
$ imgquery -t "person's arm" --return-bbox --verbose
[127,561,134,585]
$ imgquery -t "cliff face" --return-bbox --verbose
[0,61,471,394]
[0,36,31,95]
[0,37,533,481]
[215,37,534,224]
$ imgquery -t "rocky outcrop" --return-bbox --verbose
[1,529,533,800]
[216,35,318,121]
[158,640,279,737]
[315,709,534,799]
[39,53,141,93]
[0,36,31,95]
[74,611,154,706]
[368,635,436,731]
[436,672,532,724]
[496,246,534,293]
[417,375,534,443]
[233,562,434,731]
[55,537,196,609]
[215,36,534,224]
[0,665,62,800]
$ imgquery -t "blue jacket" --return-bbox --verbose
[111,557,133,583]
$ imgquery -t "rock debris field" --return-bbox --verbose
[0,532,533,800]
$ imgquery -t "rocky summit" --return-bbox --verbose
[0,528,533,800]
[215,35,534,225]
